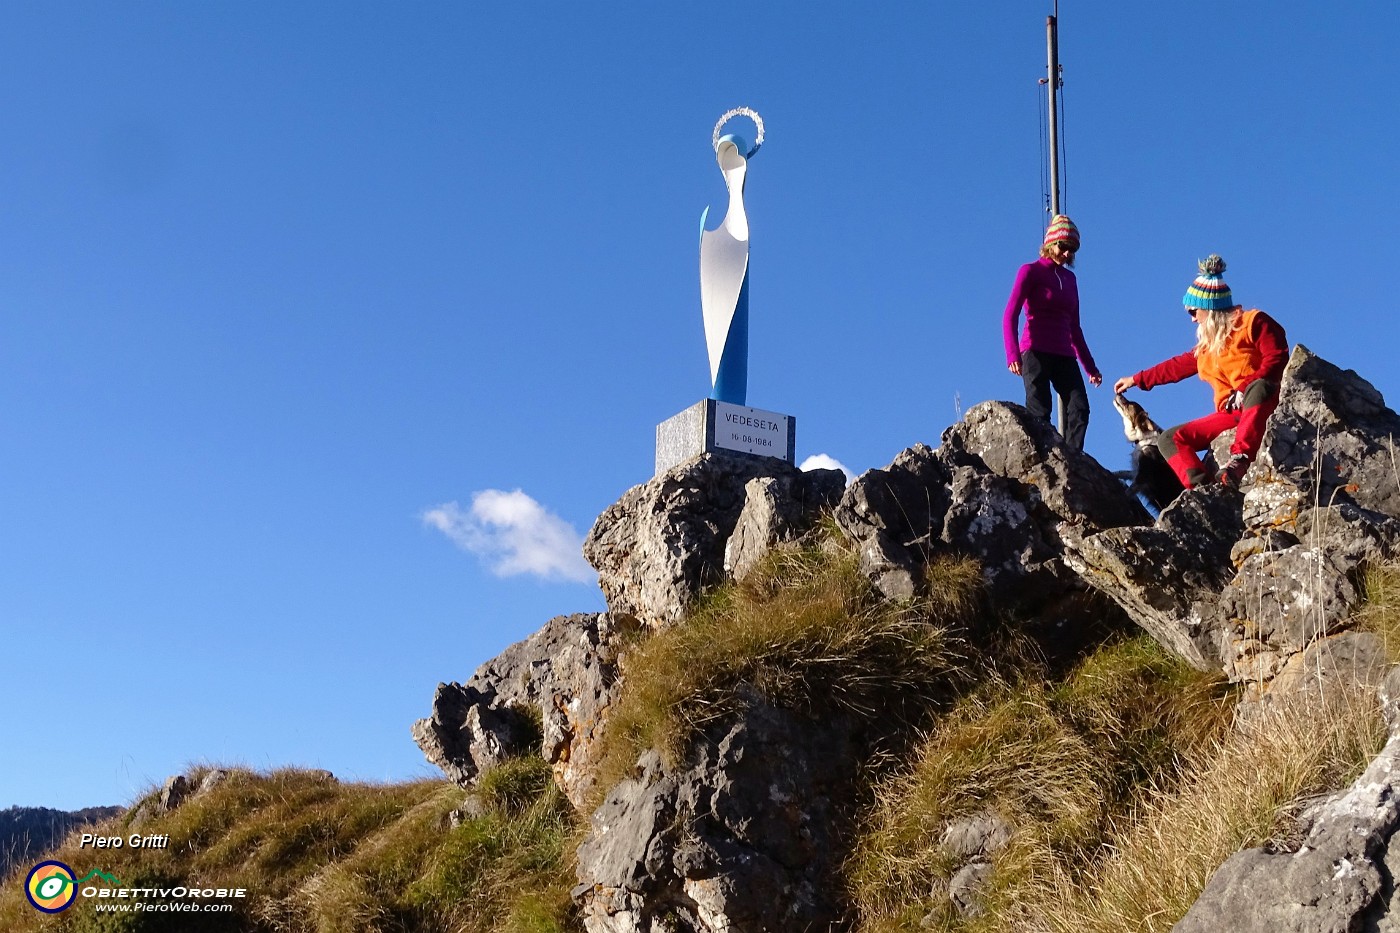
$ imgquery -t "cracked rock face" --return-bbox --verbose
[574,698,864,933]
[411,613,625,808]
[1257,345,1400,523]
[1061,486,1243,671]
[723,472,846,581]
[833,401,1149,605]
[412,346,1400,933]
[583,453,844,630]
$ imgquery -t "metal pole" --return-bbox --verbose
[1047,14,1061,219]
[1047,12,1067,436]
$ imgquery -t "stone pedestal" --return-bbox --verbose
[655,399,796,475]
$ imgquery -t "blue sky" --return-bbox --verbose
[2,2,1396,810]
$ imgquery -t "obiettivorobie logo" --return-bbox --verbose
[23,860,248,915]
[24,861,123,913]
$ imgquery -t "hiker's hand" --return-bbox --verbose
[1113,376,1135,395]
[1088,373,1103,387]
[1008,361,1022,376]
[1224,390,1244,412]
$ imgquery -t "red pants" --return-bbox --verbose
[1157,385,1279,488]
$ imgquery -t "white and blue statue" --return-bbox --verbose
[699,108,763,406]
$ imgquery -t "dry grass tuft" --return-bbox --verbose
[1359,561,1400,662]
[1017,685,1385,933]
[0,761,579,933]
[296,759,577,933]
[850,553,1400,933]
[589,534,984,800]
[848,635,1233,932]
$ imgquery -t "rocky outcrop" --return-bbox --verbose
[412,613,627,808]
[129,768,261,828]
[1254,346,1400,522]
[573,695,864,933]
[1060,486,1243,671]
[412,345,1400,932]
[938,811,1012,920]
[584,453,844,629]
[833,402,1148,604]
[724,473,843,581]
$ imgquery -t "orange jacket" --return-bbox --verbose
[1133,309,1289,410]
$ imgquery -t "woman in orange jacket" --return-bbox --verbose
[1112,256,1288,489]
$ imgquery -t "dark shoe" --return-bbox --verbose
[1219,454,1251,488]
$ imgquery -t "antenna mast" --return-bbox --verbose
[1046,4,1062,217]
[1044,3,1068,436]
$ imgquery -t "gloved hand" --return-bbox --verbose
[1224,390,1244,412]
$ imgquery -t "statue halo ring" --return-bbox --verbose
[712,108,764,158]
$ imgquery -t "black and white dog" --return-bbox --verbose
[1111,393,1185,514]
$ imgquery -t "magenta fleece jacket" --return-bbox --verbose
[1001,257,1099,377]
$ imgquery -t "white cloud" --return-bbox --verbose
[800,453,855,483]
[422,489,595,584]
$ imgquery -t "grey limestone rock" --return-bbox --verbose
[1216,503,1399,686]
[834,402,1148,604]
[1061,486,1244,671]
[193,769,232,798]
[1221,545,1366,657]
[940,811,1012,861]
[1176,696,1400,932]
[574,696,864,933]
[412,612,625,808]
[412,683,526,787]
[412,345,1400,932]
[1256,345,1400,523]
[724,470,845,581]
[440,694,527,782]
[130,772,199,828]
[940,401,1150,533]
[938,811,1012,918]
[584,452,842,629]
[948,861,995,918]
[1066,347,1400,683]
[160,775,191,812]
[1266,631,1390,700]
[832,442,950,601]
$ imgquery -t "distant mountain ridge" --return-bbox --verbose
[0,805,123,879]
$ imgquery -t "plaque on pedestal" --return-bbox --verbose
[656,399,796,476]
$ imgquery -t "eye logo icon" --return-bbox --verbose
[25,860,78,913]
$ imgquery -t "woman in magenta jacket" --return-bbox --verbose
[1002,215,1102,451]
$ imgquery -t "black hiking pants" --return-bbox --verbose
[1020,349,1090,451]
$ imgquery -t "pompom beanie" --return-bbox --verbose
[1183,255,1236,310]
[1043,215,1080,250]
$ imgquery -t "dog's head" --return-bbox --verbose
[1112,393,1162,445]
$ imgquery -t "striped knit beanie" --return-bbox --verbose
[1043,215,1079,249]
[1183,255,1235,310]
